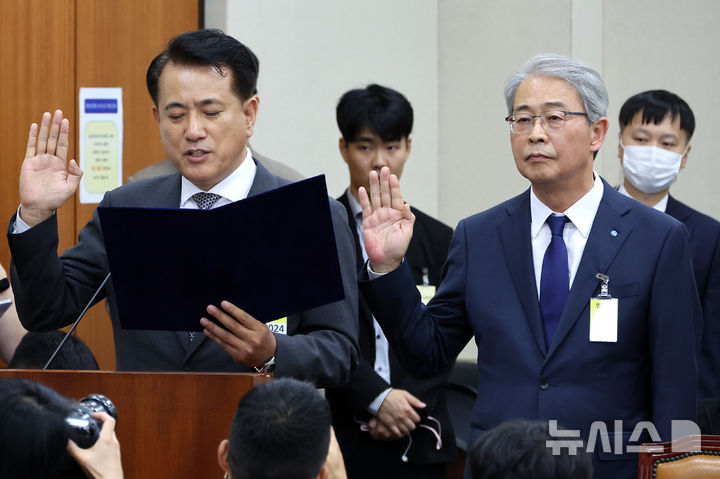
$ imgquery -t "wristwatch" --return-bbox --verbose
[0,277,9,294]
[254,356,276,374]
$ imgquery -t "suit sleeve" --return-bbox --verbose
[273,199,360,388]
[649,221,702,439]
[8,202,110,332]
[699,229,720,398]
[359,220,474,379]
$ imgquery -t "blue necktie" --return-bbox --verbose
[540,215,570,347]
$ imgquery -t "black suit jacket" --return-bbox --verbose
[326,191,457,471]
[8,161,359,387]
[666,195,720,399]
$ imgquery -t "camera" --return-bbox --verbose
[65,394,118,449]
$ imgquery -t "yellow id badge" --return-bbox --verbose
[267,317,288,335]
[417,285,436,305]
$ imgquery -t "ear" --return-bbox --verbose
[405,137,412,155]
[617,132,624,165]
[339,138,350,164]
[680,144,691,171]
[243,95,260,137]
[217,439,231,476]
[590,117,609,154]
[152,105,159,123]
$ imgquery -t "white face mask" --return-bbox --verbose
[621,141,687,194]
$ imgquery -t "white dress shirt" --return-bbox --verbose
[618,183,668,212]
[530,172,604,296]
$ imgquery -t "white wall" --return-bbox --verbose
[206,0,440,215]
[436,0,720,226]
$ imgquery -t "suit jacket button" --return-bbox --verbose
[539,379,549,390]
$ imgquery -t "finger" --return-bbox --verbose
[206,303,249,337]
[46,110,63,155]
[379,166,392,209]
[389,173,405,211]
[67,159,84,193]
[201,314,246,347]
[403,415,419,431]
[93,413,116,438]
[201,317,247,357]
[368,170,382,211]
[36,112,51,155]
[55,117,70,161]
[404,392,427,410]
[25,123,38,158]
[220,300,260,330]
[358,186,372,219]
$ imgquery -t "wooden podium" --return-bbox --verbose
[0,370,272,477]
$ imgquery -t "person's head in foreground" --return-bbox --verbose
[469,420,593,479]
[218,378,342,479]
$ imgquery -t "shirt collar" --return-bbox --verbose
[180,148,256,206]
[618,183,668,212]
[530,171,604,239]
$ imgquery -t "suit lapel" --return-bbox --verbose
[337,192,366,271]
[498,191,547,355]
[666,196,694,239]
[545,182,633,360]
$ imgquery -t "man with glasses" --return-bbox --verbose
[356,54,700,479]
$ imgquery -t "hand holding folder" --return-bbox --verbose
[98,175,345,332]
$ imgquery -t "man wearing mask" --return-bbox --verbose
[617,89,720,399]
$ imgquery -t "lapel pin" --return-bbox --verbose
[610,230,618,237]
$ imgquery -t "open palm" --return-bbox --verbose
[19,110,82,227]
[358,167,415,273]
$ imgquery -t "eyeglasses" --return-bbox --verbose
[505,110,588,134]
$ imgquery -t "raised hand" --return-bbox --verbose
[357,166,415,273]
[200,300,277,369]
[19,110,83,227]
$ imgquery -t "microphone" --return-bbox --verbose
[43,272,112,370]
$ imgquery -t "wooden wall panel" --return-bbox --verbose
[1,0,200,369]
[0,0,77,268]
[73,0,200,369]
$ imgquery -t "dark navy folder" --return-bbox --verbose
[98,175,345,331]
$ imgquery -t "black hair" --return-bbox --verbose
[9,331,99,370]
[146,28,260,106]
[618,89,695,142]
[227,378,331,479]
[336,84,413,142]
[469,420,593,479]
[0,378,85,478]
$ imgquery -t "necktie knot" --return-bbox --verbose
[193,192,222,210]
[546,215,569,237]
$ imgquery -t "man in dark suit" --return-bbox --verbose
[7,29,358,386]
[616,89,720,400]
[357,54,701,479]
[326,84,456,479]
